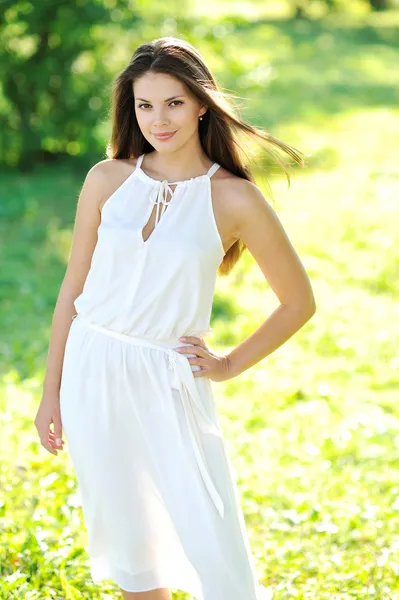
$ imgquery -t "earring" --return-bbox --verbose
[199,115,203,121]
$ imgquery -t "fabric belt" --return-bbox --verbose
[74,315,225,519]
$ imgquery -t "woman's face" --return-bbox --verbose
[133,71,206,151]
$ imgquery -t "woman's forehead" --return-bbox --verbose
[133,72,186,96]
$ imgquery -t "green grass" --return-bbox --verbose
[1,10,399,600]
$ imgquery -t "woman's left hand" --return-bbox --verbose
[175,336,232,382]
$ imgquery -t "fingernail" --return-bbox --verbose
[56,438,62,446]
[179,337,186,341]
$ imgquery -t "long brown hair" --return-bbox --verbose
[107,36,305,276]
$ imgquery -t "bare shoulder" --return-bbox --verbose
[214,167,316,315]
[219,170,268,209]
[226,174,285,247]
[211,167,270,250]
[85,158,139,211]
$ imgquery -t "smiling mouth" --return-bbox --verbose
[153,131,177,137]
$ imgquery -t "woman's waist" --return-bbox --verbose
[71,313,212,348]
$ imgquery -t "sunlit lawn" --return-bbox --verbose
[1,10,399,599]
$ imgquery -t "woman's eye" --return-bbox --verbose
[137,101,183,109]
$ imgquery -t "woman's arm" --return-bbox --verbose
[225,179,316,378]
[175,177,316,383]
[34,163,106,455]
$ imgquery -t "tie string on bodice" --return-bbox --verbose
[149,180,176,228]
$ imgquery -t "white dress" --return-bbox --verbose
[60,153,267,599]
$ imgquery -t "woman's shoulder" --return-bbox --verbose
[211,165,270,249]
[212,165,264,211]
[88,157,139,179]
[87,158,140,211]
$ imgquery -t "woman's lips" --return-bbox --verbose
[153,131,177,141]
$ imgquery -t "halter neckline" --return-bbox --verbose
[135,153,221,186]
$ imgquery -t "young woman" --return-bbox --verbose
[35,36,316,600]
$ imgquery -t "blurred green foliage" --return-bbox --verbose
[0,0,192,169]
[1,1,399,598]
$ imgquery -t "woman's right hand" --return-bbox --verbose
[34,394,65,456]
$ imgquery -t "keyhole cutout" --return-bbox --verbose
[141,184,177,244]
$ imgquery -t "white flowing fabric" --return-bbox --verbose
[59,153,267,599]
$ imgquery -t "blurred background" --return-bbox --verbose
[1,0,399,598]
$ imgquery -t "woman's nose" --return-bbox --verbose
[151,110,169,126]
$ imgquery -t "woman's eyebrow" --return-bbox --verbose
[135,95,186,102]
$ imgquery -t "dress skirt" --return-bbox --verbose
[59,314,266,599]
